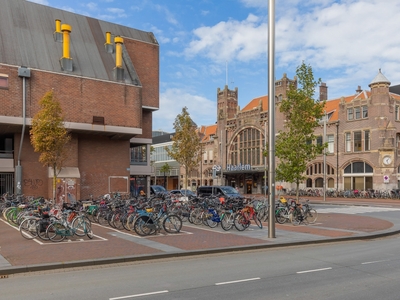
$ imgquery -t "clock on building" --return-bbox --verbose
[383,155,392,165]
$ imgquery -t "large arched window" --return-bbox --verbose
[343,161,373,190]
[229,128,263,166]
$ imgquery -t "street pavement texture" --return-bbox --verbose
[1,197,400,276]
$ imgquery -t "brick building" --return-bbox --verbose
[186,70,400,194]
[0,0,159,200]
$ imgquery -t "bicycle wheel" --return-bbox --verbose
[46,223,66,242]
[112,213,125,230]
[234,214,249,231]
[36,219,51,240]
[133,215,156,236]
[126,213,139,231]
[275,208,287,224]
[96,210,110,226]
[253,215,263,229]
[189,208,203,226]
[305,208,318,224]
[220,212,234,231]
[86,207,98,223]
[258,206,269,222]
[19,218,39,240]
[206,218,219,228]
[163,214,182,233]
[72,216,92,237]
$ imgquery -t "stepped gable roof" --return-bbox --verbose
[200,124,217,142]
[0,0,158,84]
[369,69,391,86]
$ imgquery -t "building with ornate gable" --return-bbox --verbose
[182,70,400,194]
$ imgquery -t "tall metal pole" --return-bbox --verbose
[323,112,327,202]
[264,122,267,198]
[268,0,276,238]
[220,130,224,185]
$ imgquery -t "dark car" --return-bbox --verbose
[169,189,196,197]
[150,185,167,195]
[197,186,244,199]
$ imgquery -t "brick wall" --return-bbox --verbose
[124,39,159,108]
[78,134,130,199]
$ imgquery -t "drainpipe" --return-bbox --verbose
[336,122,339,191]
[16,66,31,195]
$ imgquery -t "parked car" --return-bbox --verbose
[169,189,196,197]
[197,186,244,199]
[150,185,167,195]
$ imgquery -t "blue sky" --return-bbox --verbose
[29,0,400,133]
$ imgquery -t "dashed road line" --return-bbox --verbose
[109,290,169,299]
[215,277,261,285]
[297,267,332,274]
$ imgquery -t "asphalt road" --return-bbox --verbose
[2,233,400,300]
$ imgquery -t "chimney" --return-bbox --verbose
[59,24,73,71]
[54,19,62,42]
[356,85,362,94]
[113,36,124,81]
[319,82,328,101]
[104,31,114,53]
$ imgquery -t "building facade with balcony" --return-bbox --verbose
[0,0,159,200]
[185,70,400,194]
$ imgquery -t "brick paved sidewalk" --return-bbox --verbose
[0,208,396,276]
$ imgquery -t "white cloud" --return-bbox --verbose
[86,2,97,11]
[154,4,179,26]
[107,8,127,18]
[185,14,267,63]
[153,89,216,133]
[182,0,400,99]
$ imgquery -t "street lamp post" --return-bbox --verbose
[264,122,267,198]
[323,112,327,202]
[267,0,276,238]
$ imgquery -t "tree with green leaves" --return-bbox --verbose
[274,62,326,202]
[160,162,171,189]
[30,90,71,201]
[166,107,201,190]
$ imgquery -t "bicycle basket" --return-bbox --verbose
[279,197,287,204]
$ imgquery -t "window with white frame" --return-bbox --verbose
[347,108,353,120]
[364,130,370,151]
[396,105,400,121]
[347,106,368,120]
[327,134,334,153]
[345,132,351,152]
[354,131,362,152]
[354,107,361,119]
[362,105,368,118]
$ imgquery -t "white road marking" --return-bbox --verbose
[317,206,400,214]
[109,290,168,299]
[215,277,261,285]
[362,260,389,265]
[297,267,332,274]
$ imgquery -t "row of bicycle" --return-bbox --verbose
[83,193,318,233]
[2,199,94,242]
[2,193,318,241]
[285,188,400,199]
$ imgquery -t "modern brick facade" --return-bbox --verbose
[0,0,159,201]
